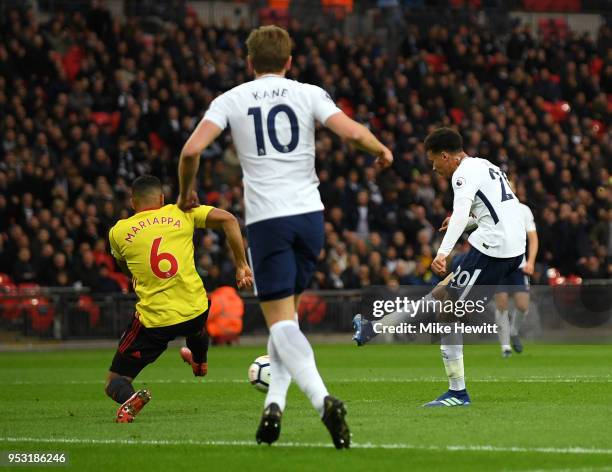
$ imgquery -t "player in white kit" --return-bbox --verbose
[177,26,392,447]
[426,128,526,407]
[493,196,538,357]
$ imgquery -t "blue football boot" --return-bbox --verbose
[424,389,471,407]
[352,314,376,346]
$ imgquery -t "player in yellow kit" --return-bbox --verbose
[104,175,253,423]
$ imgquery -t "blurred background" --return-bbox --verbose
[0,0,610,344]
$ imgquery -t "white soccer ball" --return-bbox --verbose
[248,355,271,393]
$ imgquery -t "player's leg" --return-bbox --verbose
[263,296,349,448]
[105,371,135,404]
[180,310,210,376]
[292,212,349,449]
[494,291,512,357]
[425,247,518,407]
[424,291,471,407]
[263,297,299,410]
[248,216,296,408]
[256,334,292,444]
[352,273,452,345]
[106,315,144,405]
[252,212,348,448]
[248,216,304,445]
[263,297,330,413]
[106,316,152,423]
[248,212,327,415]
[255,297,302,444]
[510,288,530,353]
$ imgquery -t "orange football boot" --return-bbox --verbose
[115,389,151,423]
[180,347,208,377]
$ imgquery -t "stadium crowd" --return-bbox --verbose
[0,3,610,295]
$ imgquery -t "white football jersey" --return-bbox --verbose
[521,203,536,233]
[518,202,536,268]
[204,75,341,225]
[452,157,526,258]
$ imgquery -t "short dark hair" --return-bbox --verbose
[132,175,162,199]
[424,128,463,154]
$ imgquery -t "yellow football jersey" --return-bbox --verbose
[109,204,214,328]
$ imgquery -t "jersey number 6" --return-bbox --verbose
[150,237,179,278]
[248,105,300,156]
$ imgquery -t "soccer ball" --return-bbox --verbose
[248,355,271,393]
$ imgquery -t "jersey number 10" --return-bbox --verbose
[248,105,300,156]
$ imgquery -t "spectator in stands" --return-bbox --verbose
[0,2,609,295]
[12,247,37,284]
[95,265,122,293]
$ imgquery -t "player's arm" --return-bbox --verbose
[115,259,132,279]
[524,230,538,275]
[324,112,393,169]
[204,208,254,289]
[432,196,473,276]
[439,215,477,233]
[178,118,223,211]
[108,227,132,278]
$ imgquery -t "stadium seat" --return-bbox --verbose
[148,132,165,153]
[0,283,20,320]
[93,251,115,272]
[0,273,12,286]
[590,120,605,137]
[25,297,55,333]
[91,112,121,133]
[107,272,130,293]
[77,295,101,327]
[298,292,327,324]
[62,45,84,81]
[337,98,355,118]
[450,108,466,125]
[590,57,603,77]
[258,7,289,27]
[425,54,446,73]
[268,0,290,9]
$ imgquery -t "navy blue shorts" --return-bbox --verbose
[246,211,324,302]
[448,246,523,303]
[499,267,530,293]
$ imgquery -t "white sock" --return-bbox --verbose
[264,336,291,411]
[440,326,465,391]
[378,293,435,328]
[495,309,511,351]
[269,320,329,416]
[510,309,526,337]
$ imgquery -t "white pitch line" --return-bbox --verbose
[4,376,612,386]
[1,437,611,456]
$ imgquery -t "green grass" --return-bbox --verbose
[1,343,611,471]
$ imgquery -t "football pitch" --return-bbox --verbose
[1,343,611,471]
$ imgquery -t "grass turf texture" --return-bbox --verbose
[1,344,611,471]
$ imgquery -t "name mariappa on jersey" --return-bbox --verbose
[124,216,182,243]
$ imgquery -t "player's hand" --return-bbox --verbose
[439,217,451,232]
[178,190,199,212]
[431,253,448,277]
[523,261,535,276]
[236,264,254,290]
[374,146,393,170]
